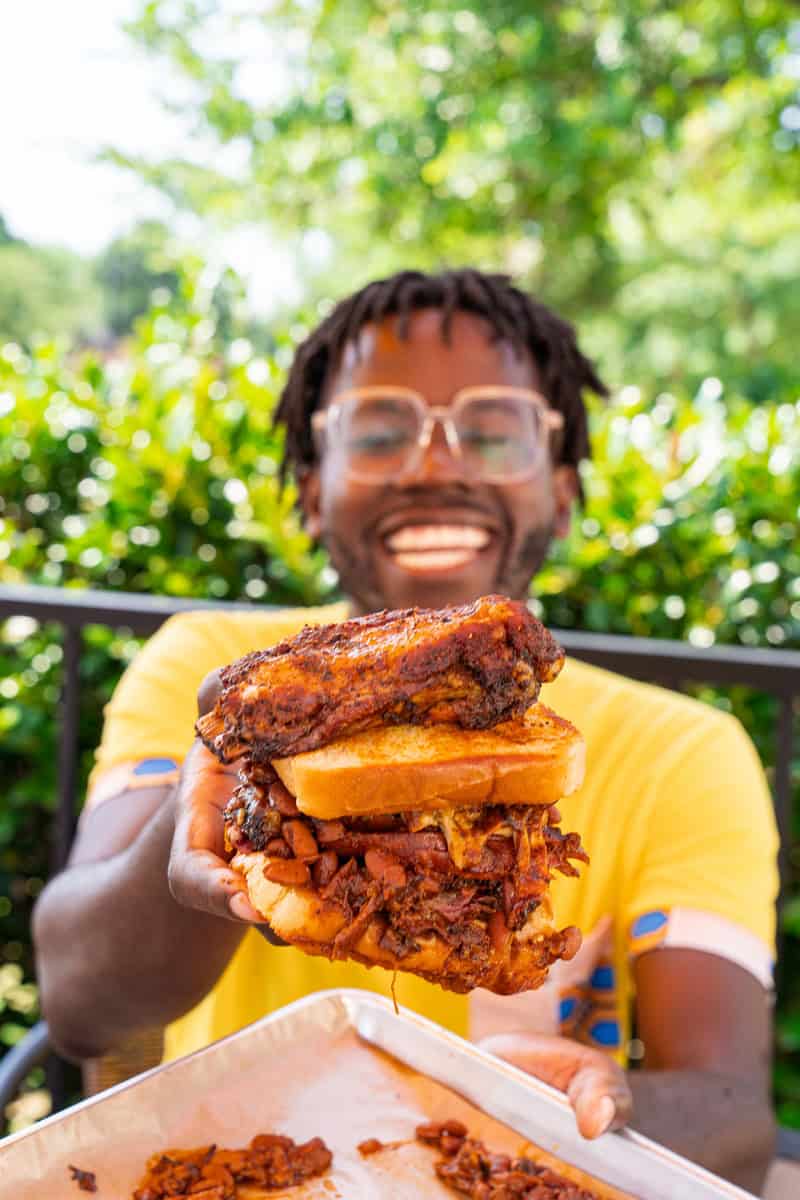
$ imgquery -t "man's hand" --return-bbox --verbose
[477,1033,633,1140]
[168,739,265,923]
[168,669,284,940]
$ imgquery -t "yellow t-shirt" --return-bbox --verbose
[90,605,779,1066]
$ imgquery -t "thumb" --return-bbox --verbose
[478,1033,632,1140]
[566,1065,629,1138]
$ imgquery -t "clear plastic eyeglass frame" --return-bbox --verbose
[311,385,563,484]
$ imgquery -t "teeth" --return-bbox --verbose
[393,549,477,571]
[385,524,491,552]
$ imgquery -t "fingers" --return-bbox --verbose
[477,1033,575,1092]
[179,742,239,833]
[477,1033,633,1140]
[169,740,264,926]
[197,668,223,716]
[168,843,260,923]
[566,1062,633,1138]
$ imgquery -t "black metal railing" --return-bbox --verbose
[0,584,247,873]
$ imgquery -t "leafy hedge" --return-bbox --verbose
[1,286,798,1128]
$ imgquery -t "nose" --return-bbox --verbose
[404,417,464,484]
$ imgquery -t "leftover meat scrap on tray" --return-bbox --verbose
[416,1121,602,1200]
[68,1164,98,1193]
[131,1134,332,1198]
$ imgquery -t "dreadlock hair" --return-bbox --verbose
[274,268,608,485]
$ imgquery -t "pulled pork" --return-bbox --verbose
[132,1133,332,1199]
[224,764,587,991]
[416,1121,602,1199]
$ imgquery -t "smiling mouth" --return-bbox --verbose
[382,523,495,573]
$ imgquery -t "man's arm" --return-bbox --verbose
[629,948,775,1193]
[32,746,258,1062]
[479,949,774,1191]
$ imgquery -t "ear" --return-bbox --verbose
[298,467,322,540]
[552,465,579,540]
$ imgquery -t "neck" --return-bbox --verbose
[343,589,534,617]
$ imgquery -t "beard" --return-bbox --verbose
[322,526,387,615]
[495,520,555,599]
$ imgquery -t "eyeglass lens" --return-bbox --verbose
[337,392,541,480]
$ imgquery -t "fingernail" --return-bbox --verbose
[229,892,260,922]
[596,1096,615,1135]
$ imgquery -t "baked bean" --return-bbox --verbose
[265,837,292,859]
[415,1119,468,1142]
[312,850,339,888]
[263,857,310,886]
[268,780,299,816]
[314,819,346,844]
[282,819,319,860]
[249,761,277,785]
[226,824,246,850]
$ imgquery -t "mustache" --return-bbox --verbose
[365,485,506,529]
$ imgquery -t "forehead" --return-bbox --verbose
[327,307,539,399]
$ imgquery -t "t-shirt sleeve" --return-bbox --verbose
[87,611,238,808]
[624,709,779,986]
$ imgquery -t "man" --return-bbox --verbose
[34,270,778,1190]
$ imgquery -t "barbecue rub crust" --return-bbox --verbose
[197,595,564,763]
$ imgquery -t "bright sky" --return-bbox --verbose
[0,0,183,252]
[0,0,302,311]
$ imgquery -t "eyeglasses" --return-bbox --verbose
[312,386,563,484]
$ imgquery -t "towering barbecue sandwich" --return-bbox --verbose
[198,595,587,994]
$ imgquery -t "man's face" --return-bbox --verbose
[302,308,577,614]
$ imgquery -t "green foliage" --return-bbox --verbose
[94,221,182,337]
[0,243,102,349]
[0,281,329,605]
[121,1,800,399]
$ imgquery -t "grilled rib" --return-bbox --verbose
[197,595,564,762]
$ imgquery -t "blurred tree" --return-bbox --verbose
[95,221,181,336]
[117,0,800,401]
[0,242,102,348]
[0,213,15,246]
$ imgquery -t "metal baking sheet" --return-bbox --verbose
[0,987,754,1199]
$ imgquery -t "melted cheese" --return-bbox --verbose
[408,806,545,870]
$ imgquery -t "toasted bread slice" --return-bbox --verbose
[272,703,584,820]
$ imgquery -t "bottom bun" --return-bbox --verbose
[234,852,580,995]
